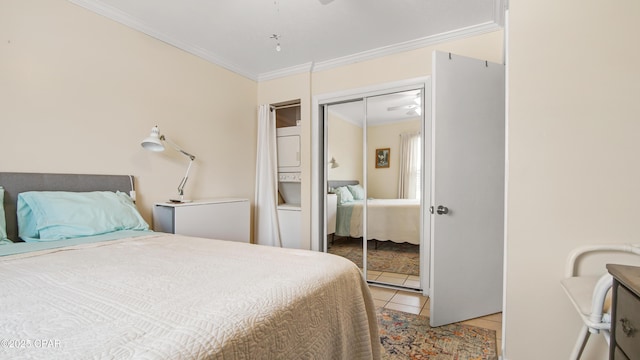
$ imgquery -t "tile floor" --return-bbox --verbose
[367,270,503,356]
[367,269,420,288]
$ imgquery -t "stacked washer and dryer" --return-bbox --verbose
[276,124,302,249]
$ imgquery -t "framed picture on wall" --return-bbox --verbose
[375,148,390,168]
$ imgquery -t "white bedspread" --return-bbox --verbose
[0,234,380,359]
[346,199,420,245]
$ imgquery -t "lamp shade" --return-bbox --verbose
[141,126,165,152]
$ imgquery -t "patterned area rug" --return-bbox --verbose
[378,308,498,360]
[328,237,419,276]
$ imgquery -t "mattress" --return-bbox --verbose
[0,233,380,359]
[336,199,420,245]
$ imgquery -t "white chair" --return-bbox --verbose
[560,244,640,359]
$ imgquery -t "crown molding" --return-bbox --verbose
[68,0,259,81]
[309,21,501,74]
[257,62,314,82]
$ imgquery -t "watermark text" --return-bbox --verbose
[1,339,61,349]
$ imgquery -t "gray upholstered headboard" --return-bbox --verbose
[328,180,359,190]
[0,172,134,242]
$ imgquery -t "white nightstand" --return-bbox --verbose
[153,198,250,243]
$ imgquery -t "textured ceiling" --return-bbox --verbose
[69,0,503,81]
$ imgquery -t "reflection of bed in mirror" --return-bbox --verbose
[328,180,420,245]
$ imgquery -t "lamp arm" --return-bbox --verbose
[160,135,196,161]
[159,134,196,201]
[177,159,194,200]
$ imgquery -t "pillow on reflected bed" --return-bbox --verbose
[334,186,354,205]
[347,184,365,200]
[17,191,149,242]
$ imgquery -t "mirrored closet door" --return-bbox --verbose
[324,88,425,290]
[325,99,365,275]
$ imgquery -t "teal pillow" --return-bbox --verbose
[347,184,365,200]
[17,191,149,242]
[0,186,8,241]
[334,186,354,205]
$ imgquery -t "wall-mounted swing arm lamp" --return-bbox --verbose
[329,157,340,169]
[141,126,196,203]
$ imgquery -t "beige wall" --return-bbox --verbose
[506,1,640,359]
[0,0,258,228]
[367,119,421,199]
[327,113,363,184]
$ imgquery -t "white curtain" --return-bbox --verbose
[397,131,421,199]
[254,104,282,247]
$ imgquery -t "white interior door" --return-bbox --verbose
[429,51,505,327]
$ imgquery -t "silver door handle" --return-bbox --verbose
[436,205,449,215]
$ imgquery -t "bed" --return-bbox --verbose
[0,172,380,359]
[329,180,420,245]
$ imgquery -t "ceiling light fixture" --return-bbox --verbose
[270,34,281,52]
[270,1,282,53]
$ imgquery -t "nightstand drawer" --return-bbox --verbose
[615,285,640,359]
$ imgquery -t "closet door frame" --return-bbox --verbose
[311,77,430,293]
